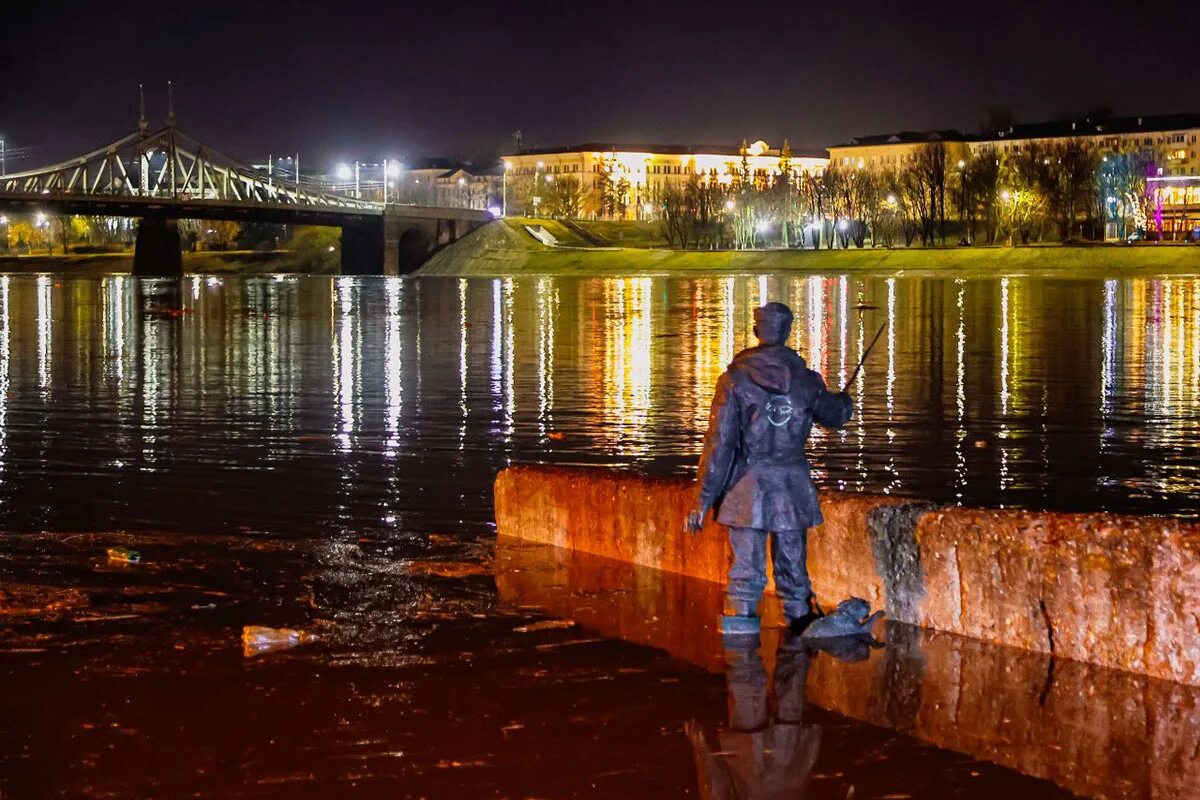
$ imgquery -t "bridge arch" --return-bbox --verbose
[396,227,432,274]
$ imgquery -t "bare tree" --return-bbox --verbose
[658,182,693,248]
[1097,150,1152,240]
[965,147,1001,244]
[913,142,949,244]
[1035,138,1100,242]
[543,175,586,218]
[1000,145,1048,245]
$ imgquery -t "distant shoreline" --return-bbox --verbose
[0,250,332,275]
[417,219,1200,278]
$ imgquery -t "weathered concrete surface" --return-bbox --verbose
[493,465,1200,686]
[496,538,1200,800]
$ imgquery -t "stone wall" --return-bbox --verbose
[493,465,1200,686]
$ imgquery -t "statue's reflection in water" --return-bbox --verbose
[689,632,875,799]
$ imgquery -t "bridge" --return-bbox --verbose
[0,123,491,275]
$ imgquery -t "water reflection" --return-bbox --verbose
[0,272,1199,536]
[495,538,1113,799]
[688,635,822,799]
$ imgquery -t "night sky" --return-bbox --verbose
[3,0,1198,171]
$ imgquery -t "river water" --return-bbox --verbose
[1,270,1198,798]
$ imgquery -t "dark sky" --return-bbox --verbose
[3,0,1198,171]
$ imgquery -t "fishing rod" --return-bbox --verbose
[842,323,886,393]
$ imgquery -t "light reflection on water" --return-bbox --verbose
[0,272,1197,538]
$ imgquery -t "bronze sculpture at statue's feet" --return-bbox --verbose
[800,597,883,639]
[687,302,854,636]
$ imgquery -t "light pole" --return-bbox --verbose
[957,159,967,244]
[0,138,5,178]
[336,163,356,197]
[502,160,511,217]
[534,161,544,217]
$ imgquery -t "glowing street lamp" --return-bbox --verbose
[382,159,402,204]
[725,199,736,211]
[335,162,361,198]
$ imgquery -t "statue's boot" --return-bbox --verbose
[721,599,761,637]
[785,596,825,634]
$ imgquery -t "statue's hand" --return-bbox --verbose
[685,503,709,535]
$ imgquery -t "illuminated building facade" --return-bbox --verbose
[315,159,502,211]
[828,113,1200,240]
[502,141,827,220]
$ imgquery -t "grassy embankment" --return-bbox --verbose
[0,250,333,275]
[419,218,1200,277]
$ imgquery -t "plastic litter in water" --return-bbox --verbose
[513,619,575,633]
[242,625,315,657]
[406,560,489,578]
[106,547,142,565]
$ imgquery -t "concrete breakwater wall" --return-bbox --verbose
[493,465,1200,686]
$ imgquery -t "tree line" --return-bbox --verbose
[513,138,1162,249]
[660,139,1160,249]
[2,214,336,265]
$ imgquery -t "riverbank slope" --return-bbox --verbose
[419,219,1200,277]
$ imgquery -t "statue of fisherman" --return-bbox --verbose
[687,302,853,635]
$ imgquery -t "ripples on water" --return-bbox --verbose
[0,271,1196,536]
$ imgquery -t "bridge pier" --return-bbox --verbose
[341,219,385,276]
[132,218,183,277]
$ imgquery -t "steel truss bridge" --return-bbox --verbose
[0,125,490,275]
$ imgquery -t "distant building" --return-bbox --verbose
[313,158,502,211]
[828,113,1200,240]
[502,141,827,219]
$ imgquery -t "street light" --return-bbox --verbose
[957,159,968,243]
[383,159,402,204]
[335,162,361,198]
[502,160,512,217]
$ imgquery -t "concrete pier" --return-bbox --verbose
[493,465,1200,687]
[132,218,183,277]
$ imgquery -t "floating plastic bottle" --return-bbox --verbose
[242,625,315,657]
[106,547,142,564]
